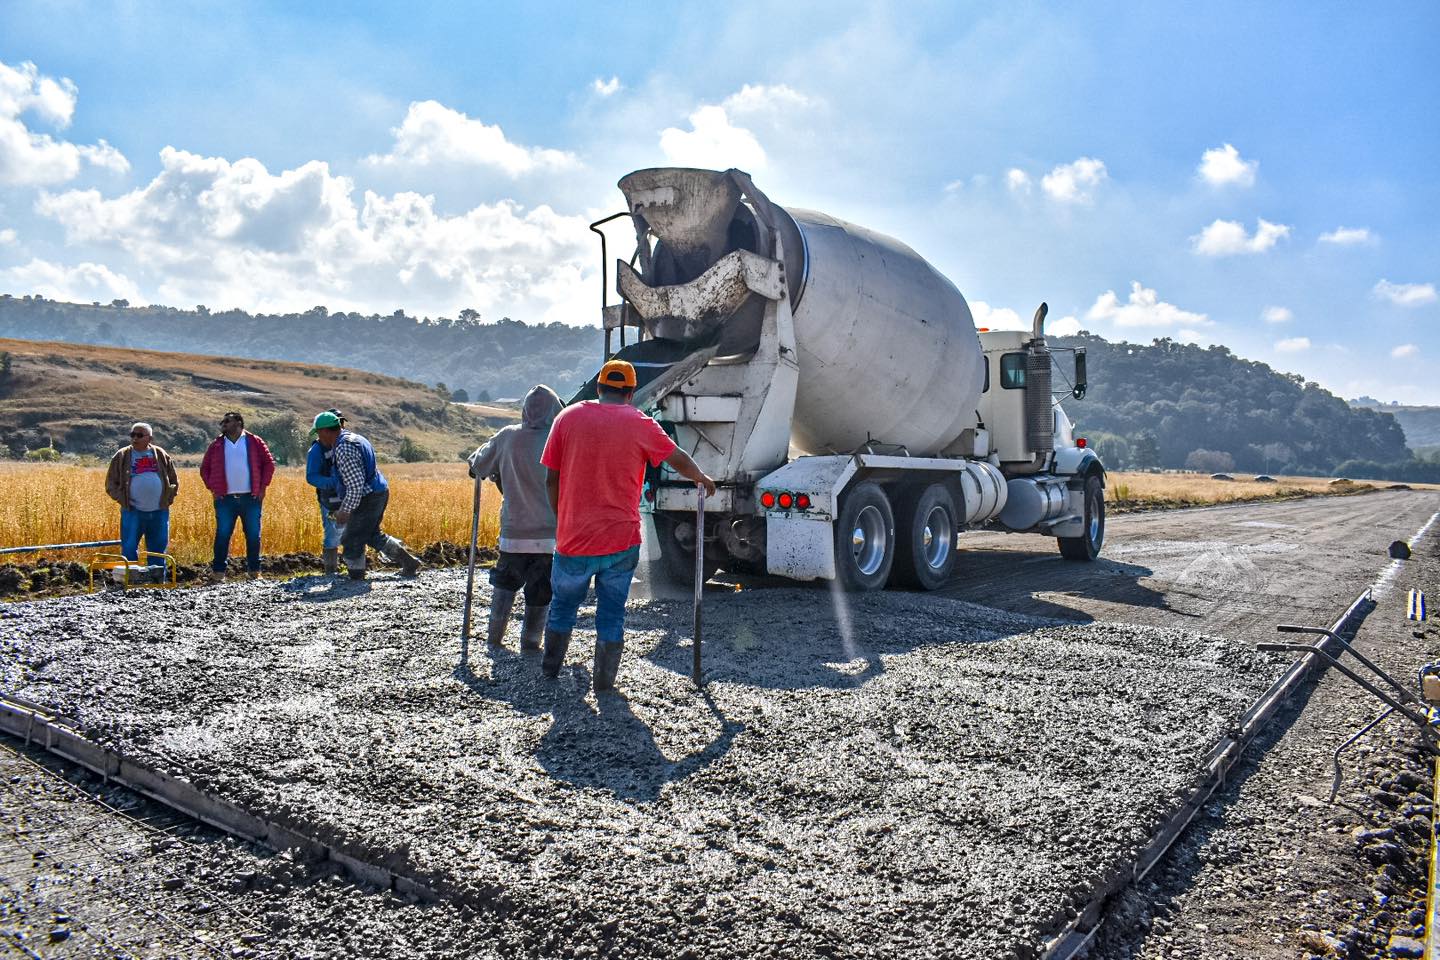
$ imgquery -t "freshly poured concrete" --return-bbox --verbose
[0,571,1280,958]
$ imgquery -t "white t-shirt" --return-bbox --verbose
[223,435,251,494]
[129,449,164,511]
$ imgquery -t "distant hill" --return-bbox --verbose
[1349,399,1440,449]
[0,295,600,401]
[1050,333,1410,474]
[0,337,516,462]
[0,294,1416,475]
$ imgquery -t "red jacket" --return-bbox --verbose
[200,431,276,498]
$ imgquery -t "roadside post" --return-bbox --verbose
[460,471,483,665]
[693,484,705,687]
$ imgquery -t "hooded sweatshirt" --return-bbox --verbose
[468,385,562,553]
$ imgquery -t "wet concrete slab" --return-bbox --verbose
[1,571,1284,959]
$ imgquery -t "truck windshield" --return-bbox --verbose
[1000,353,1026,389]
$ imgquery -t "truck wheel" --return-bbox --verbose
[1058,475,1105,561]
[835,481,896,591]
[890,482,959,590]
[654,514,720,586]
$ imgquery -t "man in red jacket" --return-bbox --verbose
[200,411,276,581]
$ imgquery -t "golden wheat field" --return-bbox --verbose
[0,461,499,567]
[1103,470,1416,510]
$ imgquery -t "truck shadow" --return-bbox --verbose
[453,647,743,804]
[629,550,1180,692]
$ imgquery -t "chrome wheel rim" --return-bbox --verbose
[851,505,888,577]
[1088,494,1103,543]
[922,505,953,571]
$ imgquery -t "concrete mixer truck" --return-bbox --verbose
[580,167,1104,591]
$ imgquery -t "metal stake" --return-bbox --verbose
[460,471,483,664]
[693,484,706,687]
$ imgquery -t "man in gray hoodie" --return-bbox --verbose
[468,385,563,650]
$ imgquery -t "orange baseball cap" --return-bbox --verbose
[598,359,637,390]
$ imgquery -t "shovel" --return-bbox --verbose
[460,469,483,664]
[692,484,705,687]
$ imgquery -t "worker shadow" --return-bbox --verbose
[277,575,372,602]
[453,642,744,803]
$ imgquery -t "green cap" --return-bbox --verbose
[310,411,343,436]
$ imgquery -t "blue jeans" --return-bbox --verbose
[213,494,263,573]
[120,507,169,567]
[547,546,640,645]
[319,501,341,550]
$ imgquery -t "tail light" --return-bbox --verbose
[1076,437,1087,449]
[760,491,776,508]
[777,492,794,509]
[796,494,811,509]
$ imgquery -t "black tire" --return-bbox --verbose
[890,481,960,590]
[1058,474,1105,561]
[834,481,896,591]
[653,513,720,586]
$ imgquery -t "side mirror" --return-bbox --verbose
[1073,349,1087,400]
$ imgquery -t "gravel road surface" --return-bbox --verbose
[2,488,1436,958]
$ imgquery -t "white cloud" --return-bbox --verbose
[660,104,767,170]
[721,84,814,115]
[0,257,140,303]
[1372,279,1436,307]
[658,84,816,172]
[366,100,578,176]
[1197,143,1257,188]
[1176,328,1205,345]
[591,76,621,97]
[1048,314,1081,336]
[1086,281,1209,328]
[1319,226,1375,246]
[1191,218,1290,256]
[0,227,15,245]
[1275,337,1310,353]
[942,179,965,194]
[1392,343,1419,359]
[1262,305,1293,324]
[0,58,129,186]
[1040,157,1106,204]
[968,300,1024,330]
[1005,168,1031,193]
[34,146,595,321]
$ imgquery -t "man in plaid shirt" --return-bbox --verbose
[311,411,421,580]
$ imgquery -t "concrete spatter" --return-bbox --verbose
[0,571,1283,959]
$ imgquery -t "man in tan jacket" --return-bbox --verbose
[105,422,179,568]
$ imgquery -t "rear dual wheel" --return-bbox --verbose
[835,480,958,592]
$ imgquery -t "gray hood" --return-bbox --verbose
[521,384,563,430]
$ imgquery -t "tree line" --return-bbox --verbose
[0,295,1427,478]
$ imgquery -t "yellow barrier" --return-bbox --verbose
[87,551,178,592]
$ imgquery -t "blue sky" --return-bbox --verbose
[1,1,1436,401]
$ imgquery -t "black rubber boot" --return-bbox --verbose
[541,629,571,678]
[486,589,517,647]
[323,548,339,575]
[347,565,366,581]
[593,639,624,693]
[519,603,548,652]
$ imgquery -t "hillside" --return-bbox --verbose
[0,295,1417,476]
[1047,334,1410,473]
[1349,399,1440,450]
[0,338,516,462]
[0,295,599,402]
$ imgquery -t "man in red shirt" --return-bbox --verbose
[540,359,716,691]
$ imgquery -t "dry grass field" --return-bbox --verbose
[0,461,499,567]
[3,461,1411,570]
[1104,470,1417,511]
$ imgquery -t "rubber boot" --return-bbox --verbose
[487,589,517,647]
[593,639,624,693]
[347,561,366,581]
[519,603,548,652]
[323,548,339,575]
[541,630,571,678]
[390,537,422,577]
